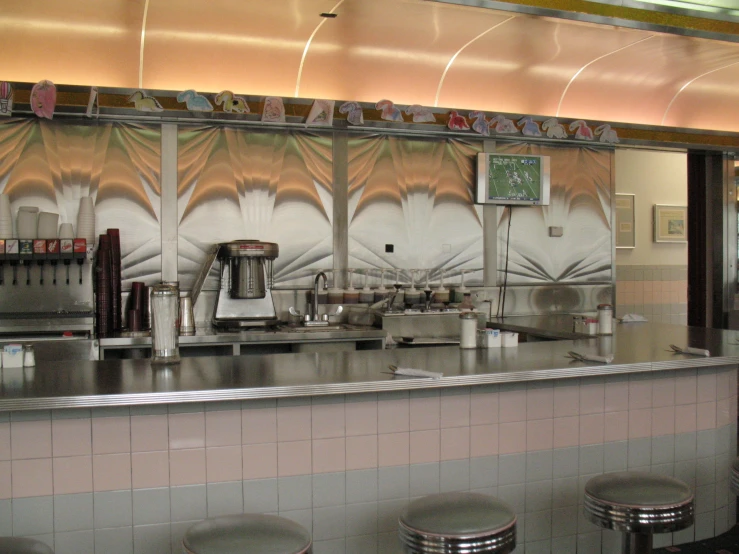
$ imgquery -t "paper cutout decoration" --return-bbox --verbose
[0,82,13,116]
[214,91,249,113]
[177,90,213,112]
[128,90,163,112]
[518,116,542,137]
[30,80,56,119]
[339,102,363,125]
[542,118,567,138]
[595,124,619,144]
[405,105,435,123]
[470,111,490,136]
[86,87,99,118]
[262,97,286,122]
[491,114,518,134]
[306,99,335,126]
[376,99,403,122]
[447,111,469,131]
[570,120,594,140]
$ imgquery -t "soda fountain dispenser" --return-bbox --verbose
[6,239,18,285]
[60,238,73,285]
[33,239,46,285]
[47,239,59,285]
[19,239,32,286]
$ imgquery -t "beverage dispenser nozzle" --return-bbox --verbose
[33,240,47,285]
[19,239,33,286]
[73,239,86,285]
[60,238,73,285]
[6,239,19,285]
[46,239,60,285]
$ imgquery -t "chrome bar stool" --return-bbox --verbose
[0,537,54,554]
[183,514,312,554]
[730,457,739,496]
[584,471,694,554]
[398,492,516,553]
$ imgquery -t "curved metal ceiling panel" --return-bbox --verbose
[557,33,739,126]
[299,0,508,104]
[0,0,143,87]
[661,63,739,131]
[143,0,337,95]
[2,0,739,133]
[437,15,647,116]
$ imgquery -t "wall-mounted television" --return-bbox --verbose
[476,153,551,206]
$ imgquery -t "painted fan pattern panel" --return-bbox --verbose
[495,143,612,284]
[0,119,162,287]
[347,135,483,286]
[177,127,333,290]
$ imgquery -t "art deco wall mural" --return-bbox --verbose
[0,119,162,287]
[177,127,333,289]
[495,143,612,285]
[347,135,483,286]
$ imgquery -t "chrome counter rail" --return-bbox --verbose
[2,323,738,411]
[99,326,388,347]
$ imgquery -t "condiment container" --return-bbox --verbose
[501,332,519,347]
[477,328,501,348]
[2,344,23,368]
[597,304,614,335]
[459,312,478,349]
[150,284,180,364]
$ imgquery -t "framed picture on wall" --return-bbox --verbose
[615,193,635,248]
[653,204,687,243]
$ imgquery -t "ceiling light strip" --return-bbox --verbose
[434,16,515,107]
[556,35,654,117]
[661,60,739,125]
[139,0,151,89]
[295,0,345,97]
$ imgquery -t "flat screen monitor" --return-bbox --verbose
[476,153,551,206]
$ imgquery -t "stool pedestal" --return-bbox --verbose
[584,471,694,554]
[398,492,516,553]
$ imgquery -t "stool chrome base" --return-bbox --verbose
[398,492,516,554]
[584,471,694,554]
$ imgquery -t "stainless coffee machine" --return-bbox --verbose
[192,240,279,328]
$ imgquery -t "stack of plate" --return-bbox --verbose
[0,194,12,239]
[77,197,95,242]
[37,212,59,238]
[16,207,38,238]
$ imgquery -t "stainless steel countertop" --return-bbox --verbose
[1,322,737,411]
[99,325,388,347]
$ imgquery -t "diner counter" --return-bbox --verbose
[1,322,738,411]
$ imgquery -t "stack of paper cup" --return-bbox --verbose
[16,207,38,239]
[37,212,59,238]
[0,194,12,239]
[76,197,95,242]
[58,223,74,239]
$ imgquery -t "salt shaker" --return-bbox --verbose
[22,344,35,367]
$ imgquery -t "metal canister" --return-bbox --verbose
[459,312,478,349]
[150,284,180,364]
[179,293,195,336]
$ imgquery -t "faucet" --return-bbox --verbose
[311,271,328,321]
